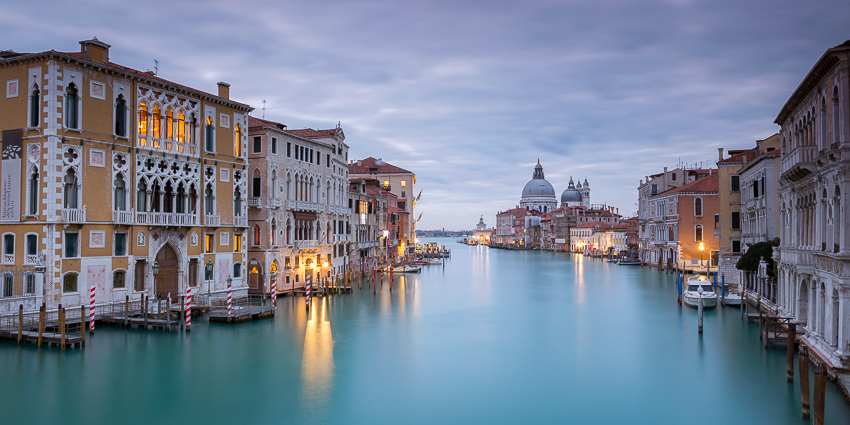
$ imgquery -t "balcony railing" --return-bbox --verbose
[270,198,282,208]
[286,199,297,209]
[295,201,320,212]
[2,254,13,264]
[61,207,86,223]
[24,254,38,265]
[296,240,318,249]
[136,211,198,226]
[113,209,134,225]
[781,146,816,174]
[248,198,262,208]
[234,216,248,227]
[205,215,221,227]
[339,207,351,215]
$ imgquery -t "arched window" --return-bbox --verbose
[63,169,78,209]
[286,219,291,245]
[64,83,78,129]
[205,116,214,152]
[165,108,174,140]
[176,112,186,143]
[234,124,243,157]
[271,170,277,198]
[114,174,126,211]
[152,105,162,140]
[28,169,39,215]
[694,197,703,217]
[204,183,214,215]
[253,225,261,246]
[695,224,703,242]
[271,220,277,246]
[138,101,149,139]
[834,86,841,147]
[234,188,242,216]
[137,179,148,212]
[30,85,40,128]
[190,114,197,147]
[115,95,126,137]
[820,97,827,150]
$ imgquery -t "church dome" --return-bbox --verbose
[522,179,556,197]
[561,188,582,203]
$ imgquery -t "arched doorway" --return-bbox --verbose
[155,243,179,300]
[798,280,808,325]
[248,258,263,294]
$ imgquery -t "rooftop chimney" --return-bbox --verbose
[79,37,110,63]
[718,148,724,161]
[217,82,230,100]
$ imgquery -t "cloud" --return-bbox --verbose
[2,0,847,228]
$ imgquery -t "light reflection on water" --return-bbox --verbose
[1,238,850,425]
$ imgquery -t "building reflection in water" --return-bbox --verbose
[299,296,334,407]
[574,253,585,304]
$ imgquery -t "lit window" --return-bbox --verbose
[176,112,186,143]
[152,104,162,140]
[234,233,243,252]
[234,124,243,157]
[205,234,214,253]
[401,180,406,187]
[138,101,149,139]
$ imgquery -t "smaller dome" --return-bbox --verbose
[561,189,582,203]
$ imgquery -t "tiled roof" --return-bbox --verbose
[662,173,719,195]
[248,116,287,130]
[718,148,757,165]
[285,128,342,138]
[497,208,528,216]
[55,51,252,110]
[349,157,412,174]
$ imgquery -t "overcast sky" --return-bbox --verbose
[2,0,848,230]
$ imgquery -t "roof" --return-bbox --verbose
[20,50,253,111]
[573,221,622,230]
[286,128,343,139]
[776,40,850,124]
[717,148,757,165]
[661,173,719,195]
[248,116,287,130]
[497,208,528,216]
[350,157,412,175]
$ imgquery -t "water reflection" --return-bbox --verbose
[300,296,334,407]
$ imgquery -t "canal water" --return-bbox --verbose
[2,238,850,424]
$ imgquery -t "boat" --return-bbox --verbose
[606,258,621,263]
[682,275,718,308]
[427,259,442,265]
[616,261,641,266]
[722,292,742,306]
[393,266,422,273]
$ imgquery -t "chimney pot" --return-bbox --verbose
[217,82,230,100]
[718,147,724,161]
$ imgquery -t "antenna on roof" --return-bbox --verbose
[154,59,158,76]
[262,99,266,119]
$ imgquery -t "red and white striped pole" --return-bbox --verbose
[226,275,233,317]
[271,274,277,308]
[185,287,192,332]
[89,285,95,333]
[305,275,312,309]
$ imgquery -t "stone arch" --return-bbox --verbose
[798,279,808,325]
[832,287,840,346]
[819,282,826,337]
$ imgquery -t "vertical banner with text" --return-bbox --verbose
[1,129,22,221]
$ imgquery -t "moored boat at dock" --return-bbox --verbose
[683,275,718,308]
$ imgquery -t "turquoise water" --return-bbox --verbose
[2,238,849,424]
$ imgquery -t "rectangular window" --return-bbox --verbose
[401,191,406,198]
[114,233,126,256]
[731,211,741,230]
[651,184,658,195]
[234,233,243,253]
[730,175,740,192]
[189,258,198,287]
[3,234,13,261]
[326,154,330,167]
[401,180,406,187]
[65,233,78,258]
[205,234,214,253]
[732,240,741,253]
[113,271,125,289]
[63,273,77,293]
[287,142,291,157]
[253,136,262,153]
[134,259,146,291]
[25,273,35,294]
[234,263,242,278]
[310,149,313,164]
[252,177,261,197]
[4,274,14,297]
[271,138,277,154]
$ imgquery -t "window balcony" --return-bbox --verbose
[61,207,86,223]
[297,240,318,249]
[234,216,248,227]
[2,254,13,265]
[339,207,351,215]
[24,254,38,265]
[204,214,221,227]
[113,209,134,225]
[248,198,262,208]
[294,201,320,212]
[136,211,198,226]
[270,198,282,208]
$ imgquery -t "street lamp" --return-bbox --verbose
[699,242,705,272]
[205,259,214,295]
[152,261,160,299]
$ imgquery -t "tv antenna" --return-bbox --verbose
[262,99,266,119]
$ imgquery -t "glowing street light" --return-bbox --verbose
[699,242,705,271]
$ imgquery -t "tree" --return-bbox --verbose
[735,238,780,278]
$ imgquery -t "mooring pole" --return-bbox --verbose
[787,323,796,382]
[80,305,86,347]
[813,362,827,425]
[697,291,704,334]
[37,305,45,348]
[144,296,149,330]
[800,345,811,419]
[721,274,725,305]
[17,305,23,344]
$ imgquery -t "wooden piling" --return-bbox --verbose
[17,305,23,344]
[787,323,796,382]
[81,305,86,346]
[697,294,703,334]
[124,295,129,327]
[37,305,45,348]
[759,309,763,340]
[59,307,66,350]
[800,345,811,419]
[764,315,771,347]
[166,294,172,332]
[143,296,149,329]
[180,295,184,330]
[813,362,826,425]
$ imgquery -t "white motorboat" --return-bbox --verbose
[393,266,422,273]
[683,275,718,308]
[722,292,742,306]
[427,259,442,265]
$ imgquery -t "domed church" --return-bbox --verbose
[519,161,558,213]
[561,176,590,208]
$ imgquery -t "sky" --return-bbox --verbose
[1,0,848,230]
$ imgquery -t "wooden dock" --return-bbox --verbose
[209,305,275,324]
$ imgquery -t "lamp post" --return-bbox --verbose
[152,260,160,299]
[205,259,214,296]
[323,261,329,291]
[699,242,705,273]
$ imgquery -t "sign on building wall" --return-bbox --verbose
[1,129,22,221]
